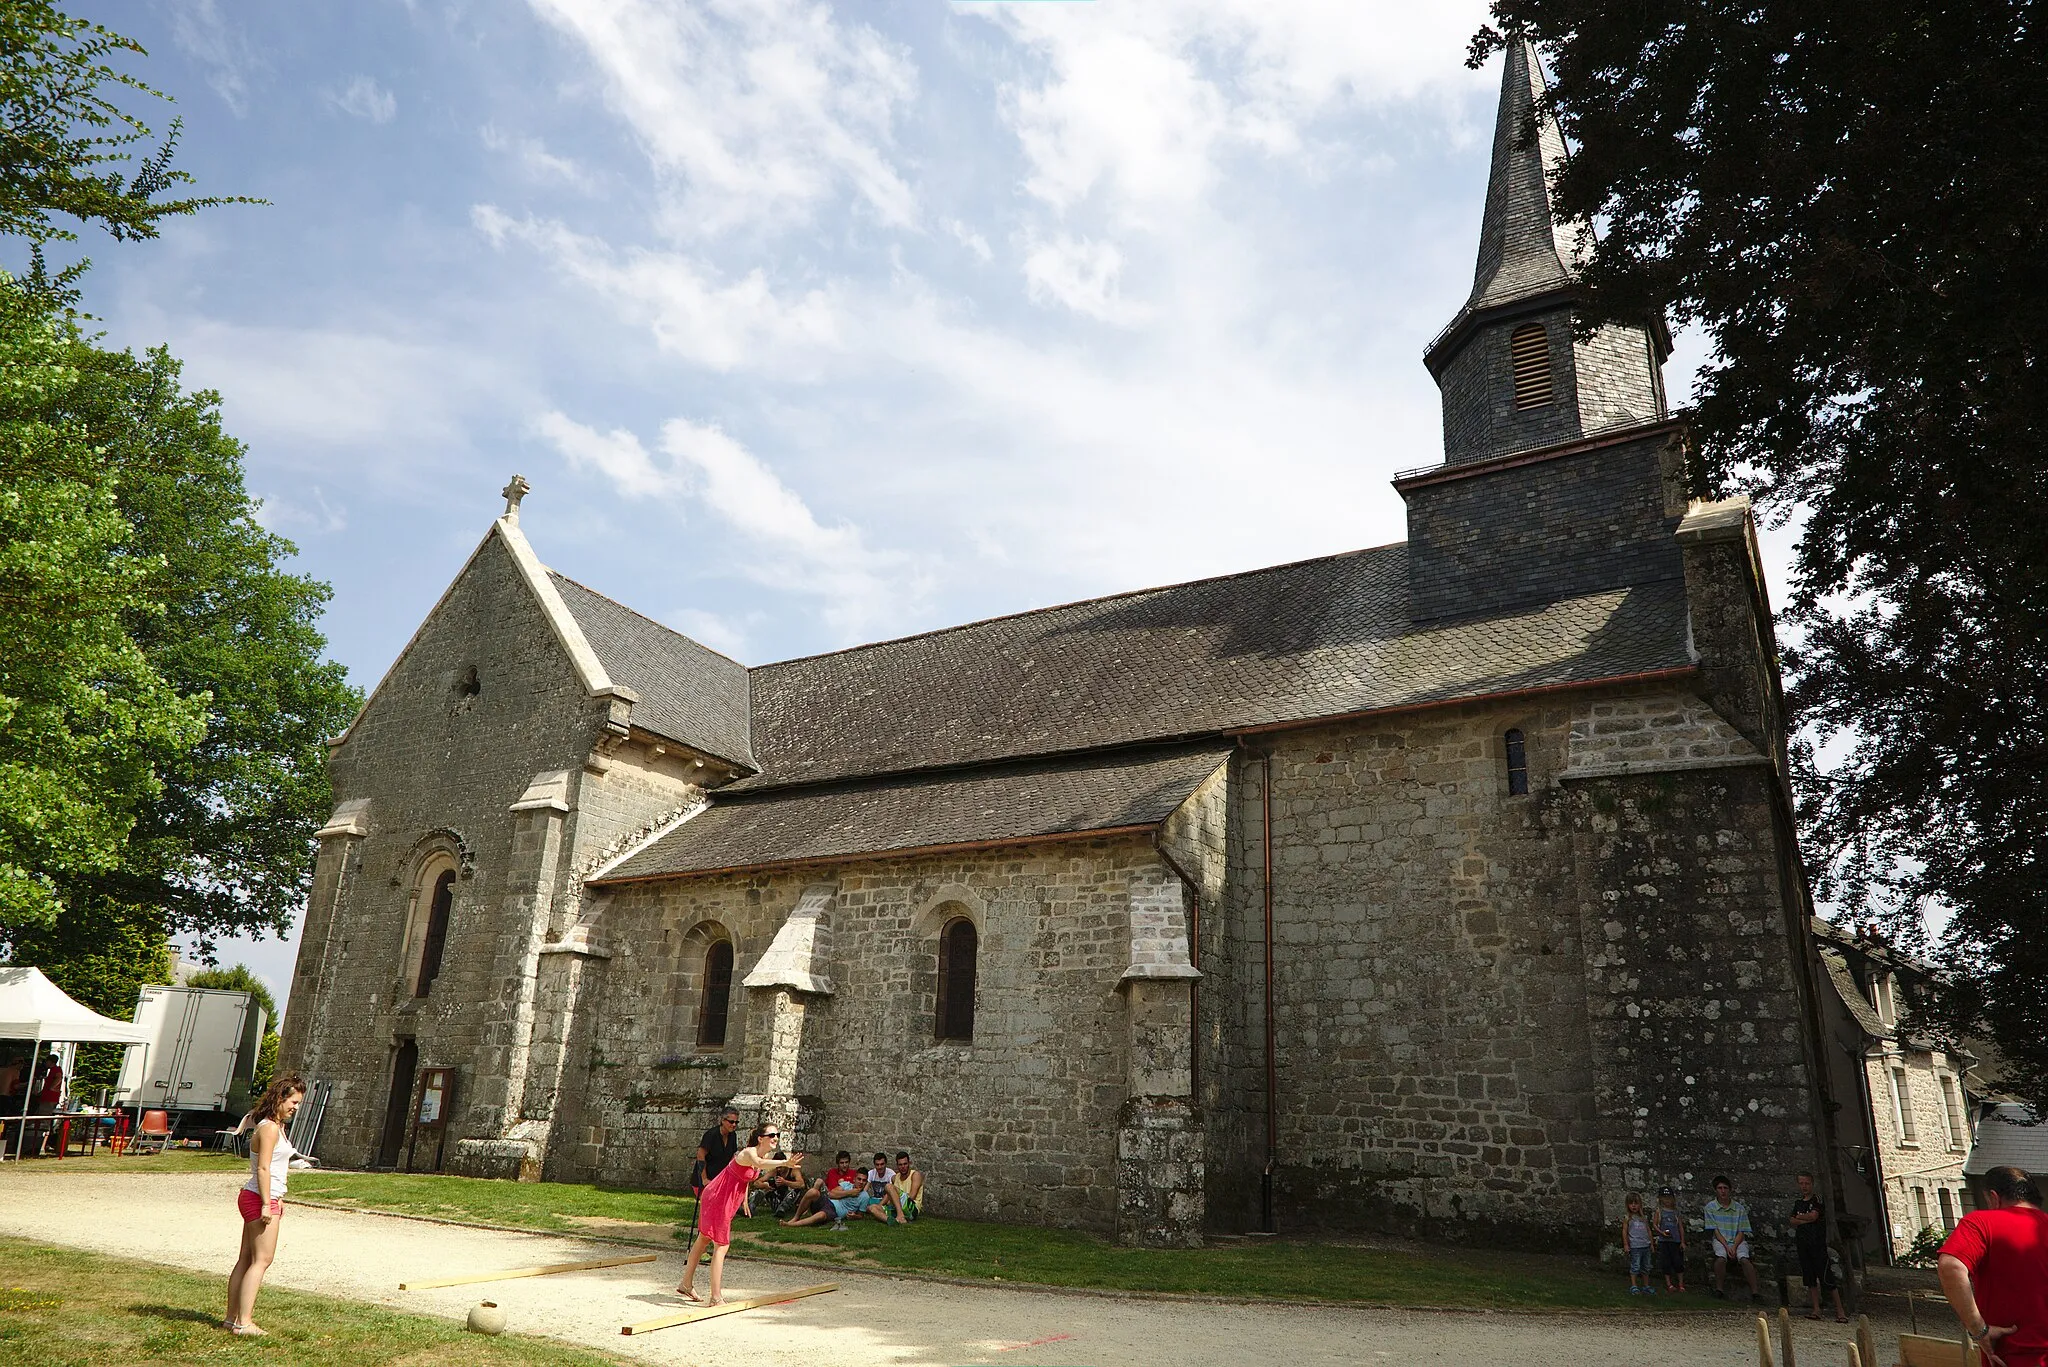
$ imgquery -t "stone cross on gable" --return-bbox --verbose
[501,474,532,522]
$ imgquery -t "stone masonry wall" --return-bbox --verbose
[1205,682,1823,1248]
[281,532,611,1168]
[1209,700,1602,1241]
[1562,762,1825,1251]
[568,836,1174,1233]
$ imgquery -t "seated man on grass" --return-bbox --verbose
[886,1149,923,1223]
[782,1151,863,1227]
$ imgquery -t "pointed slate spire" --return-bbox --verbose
[1466,37,1579,315]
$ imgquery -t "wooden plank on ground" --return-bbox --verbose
[622,1283,836,1335]
[1897,1332,1981,1367]
[400,1253,658,1290]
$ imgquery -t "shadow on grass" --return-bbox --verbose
[124,1304,220,1326]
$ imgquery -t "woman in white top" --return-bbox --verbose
[225,1073,306,1336]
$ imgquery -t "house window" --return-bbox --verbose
[1912,1186,1930,1230]
[1938,1187,1957,1230]
[1891,1066,1918,1144]
[1871,971,1898,1026]
[695,940,734,1048]
[1509,323,1555,409]
[935,917,978,1042]
[1504,728,1529,796]
[1940,1074,1968,1149]
[415,869,455,998]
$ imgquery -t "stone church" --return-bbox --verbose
[280,43,1841,1249]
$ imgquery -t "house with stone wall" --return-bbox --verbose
[1813,919,1976,1262]
[280,41,1844,1252]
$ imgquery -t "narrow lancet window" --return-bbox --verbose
[1504,728,1529,796]
[935,917,978,1042]
[415,869,455,997]
[696,940,734,1047]
[1510,323,1554,409]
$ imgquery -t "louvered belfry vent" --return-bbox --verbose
[1510,323,1554,409]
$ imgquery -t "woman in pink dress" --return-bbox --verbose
[678,1122,804,1305]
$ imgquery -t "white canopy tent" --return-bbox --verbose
[0,967,148,1160]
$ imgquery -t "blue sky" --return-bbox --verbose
[74,1,1751,1009]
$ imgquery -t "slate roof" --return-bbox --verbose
[548,573,755,769]
[1819,948,1890,1040]
[735,544,1692,791]
[597,743,1234,883]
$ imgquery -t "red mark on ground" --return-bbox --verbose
[993,1333,1075,1352]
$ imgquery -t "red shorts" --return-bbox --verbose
[236,1190,279,1222]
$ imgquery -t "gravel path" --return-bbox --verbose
[0,1164,1918,1365]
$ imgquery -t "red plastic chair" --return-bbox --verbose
[128,1109,173,1156]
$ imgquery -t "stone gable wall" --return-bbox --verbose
[281,532,610,1167]
[567,836,1172,1233]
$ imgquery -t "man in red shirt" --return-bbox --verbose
[1940,1165,2048,1367]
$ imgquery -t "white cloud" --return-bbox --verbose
[536,411,922,639]
[136,315,511,491]
[1022,235,1141,324]
[253,486,348,536]
[481,124,591,188]
[535,411,685,500]
[990,2,1488,220]
[944,219,992,264]
[474,207,842,372]
[523,0,917,236]
[161,0,260,115]
[329,75,397,124]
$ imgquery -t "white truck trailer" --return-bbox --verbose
[114,986,267,1115]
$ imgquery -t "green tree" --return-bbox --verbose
[0,2,349,1032]
[0,1,246,247]
[0,291,205,934]
[1475,5,2048,1101]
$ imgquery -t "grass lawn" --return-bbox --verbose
[732,1218,1640,1309]
[47,1153,1660,1310]
[0,1237,623,1366]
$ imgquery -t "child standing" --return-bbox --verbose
[1622,1192,1657,1296]
[1654,1185,1687,1293]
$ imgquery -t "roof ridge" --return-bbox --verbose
[718,736,1237,803]
[757,539,1408,672]
[547,568,749,670]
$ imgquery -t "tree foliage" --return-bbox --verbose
[0,1,245,248]
[1477,3,2048,1101]
[0,2,354,1026]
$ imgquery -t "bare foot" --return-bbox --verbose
[231,1323,268,1337]
[676,1285,703,1303]
[706,1296,725,1306]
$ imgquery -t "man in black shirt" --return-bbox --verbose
[695,1108,741,1189]
[1790,1172,1847,1322]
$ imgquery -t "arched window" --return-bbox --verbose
[1504,728,1529,796]
[1509,323,1554,409]
[696,940,734,1047]
[415,869,455,997]
[935,917,977,1042]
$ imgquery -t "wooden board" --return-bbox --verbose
[622,1283,837,1335]
[1897,1332,1981,1367]
[400,1253,657,1290]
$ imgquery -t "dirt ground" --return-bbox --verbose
[0,1164,1927,1366]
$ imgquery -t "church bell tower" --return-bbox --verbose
[1422,39,1670,466]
